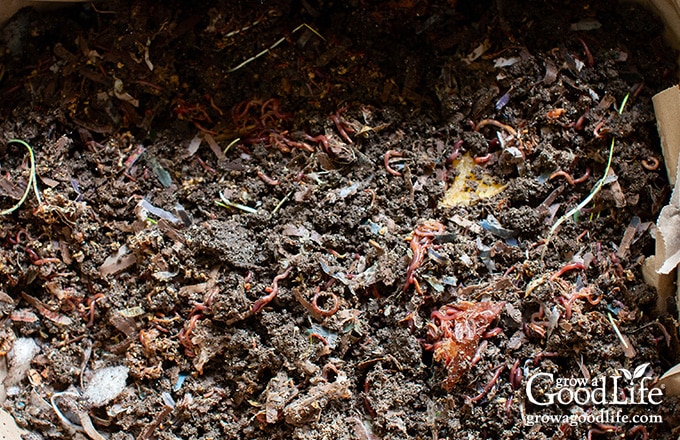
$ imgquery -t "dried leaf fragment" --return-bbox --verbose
[265,371,298,423]
[283,372,351,426]
[99,245,136,275]
[20,293,72,326]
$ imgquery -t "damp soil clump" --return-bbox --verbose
[0,0,678,439]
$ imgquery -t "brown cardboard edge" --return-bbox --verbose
[647,2,680,307]
[649,84,680,316]
[653,85,680,185]
[641,0,680,49]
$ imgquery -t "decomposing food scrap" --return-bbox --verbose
[439,154,507,207]
[424,301,505,391]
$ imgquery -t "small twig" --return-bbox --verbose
[228,23,324,72]
[78,410,106,440]
[271,190,293,216]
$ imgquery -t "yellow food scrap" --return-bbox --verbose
[439,154,506,207]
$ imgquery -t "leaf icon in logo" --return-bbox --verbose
[633,363,650,380]
[619,368,633,381]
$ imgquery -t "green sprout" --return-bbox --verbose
[222,137,240,155]
[216,191,258,214]
[0,139,41,215]
[542,93,630,258]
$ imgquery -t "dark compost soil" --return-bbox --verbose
[0,0,679,439]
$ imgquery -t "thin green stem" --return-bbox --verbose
[541,93,629,259]
[0,139,41,215]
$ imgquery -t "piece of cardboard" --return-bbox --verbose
[653,86,680,185]
[644,87,680,314]
[640,0,680,317]
[641,0,680,50]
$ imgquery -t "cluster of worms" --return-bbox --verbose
[234,98,336,154]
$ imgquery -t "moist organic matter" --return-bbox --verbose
[0,0,678,439]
